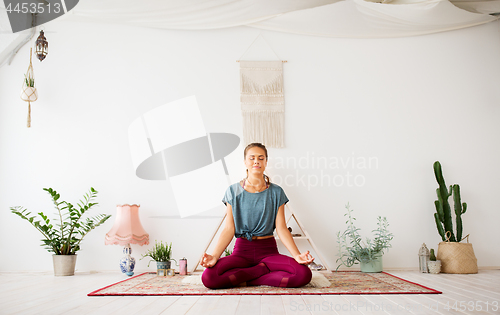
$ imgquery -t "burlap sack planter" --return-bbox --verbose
[437,236,478,274]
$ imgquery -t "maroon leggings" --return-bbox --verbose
[201,237,312,289]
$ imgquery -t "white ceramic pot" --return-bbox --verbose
[360,255,383,273]
[52,254,77,276]
[20,87,38,102]
[427,260,441,274]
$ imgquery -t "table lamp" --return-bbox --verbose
[105,204,149,276]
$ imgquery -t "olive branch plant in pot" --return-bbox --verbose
[10,187,112,276]
[336,203,393,273]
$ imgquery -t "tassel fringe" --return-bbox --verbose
[27,102,31,128]
[242,111,284,148]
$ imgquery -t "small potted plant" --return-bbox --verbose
[10,187,111,276]
[20,53,38,128]
[336,203,393,273]
[427,249,441,274]
[141,240,177,271]
[20,66,38,102]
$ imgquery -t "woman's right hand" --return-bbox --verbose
[200,253,218,268]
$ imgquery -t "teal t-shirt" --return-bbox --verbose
[222,182,289,241]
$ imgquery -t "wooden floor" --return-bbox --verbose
[0,269,499,315]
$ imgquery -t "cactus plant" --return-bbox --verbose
[453,184,467,242]
[433,161,467,242]
[430,249,437,261]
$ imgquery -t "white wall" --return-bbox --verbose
[1,16,499,273]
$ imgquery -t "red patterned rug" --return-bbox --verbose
[88,271,441,296]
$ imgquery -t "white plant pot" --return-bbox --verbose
[427,260,441,274]
[20,87,38,102]
[360,255,383,273]
[52,254,77,276]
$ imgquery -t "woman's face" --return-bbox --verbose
[245,147,267,176]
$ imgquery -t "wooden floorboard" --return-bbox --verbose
[208,294,240,315]
[261,295,287,315]
[0,270,498,315]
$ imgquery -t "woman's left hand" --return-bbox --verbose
[294,251,315,265]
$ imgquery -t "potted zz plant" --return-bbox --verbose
[141,240,177,272]
[336,203,393,273]
[10,187,111,276]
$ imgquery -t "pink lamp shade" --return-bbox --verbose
[105,204,149,246]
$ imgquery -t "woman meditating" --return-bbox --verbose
[200,142,314,289]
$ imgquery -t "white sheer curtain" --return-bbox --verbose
[0,0,499,36]
[65,0,500,38]
[451,0,500,14]
[70,0,340,30]
[247,0,499,38]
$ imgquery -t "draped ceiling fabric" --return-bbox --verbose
[249,0,500,38]
[60,0,500,37]
[1,0,500,60]
[68,0,341,30]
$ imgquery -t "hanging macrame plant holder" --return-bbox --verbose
[20,48,38,128]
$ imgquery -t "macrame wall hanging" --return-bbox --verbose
[20,48,38,128]
[238,35,286,148]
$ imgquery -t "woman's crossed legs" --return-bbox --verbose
[201,254,269,289]
[248,253,312,288]
[201,251,312,289]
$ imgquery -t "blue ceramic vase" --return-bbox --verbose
[119,244,136,276]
